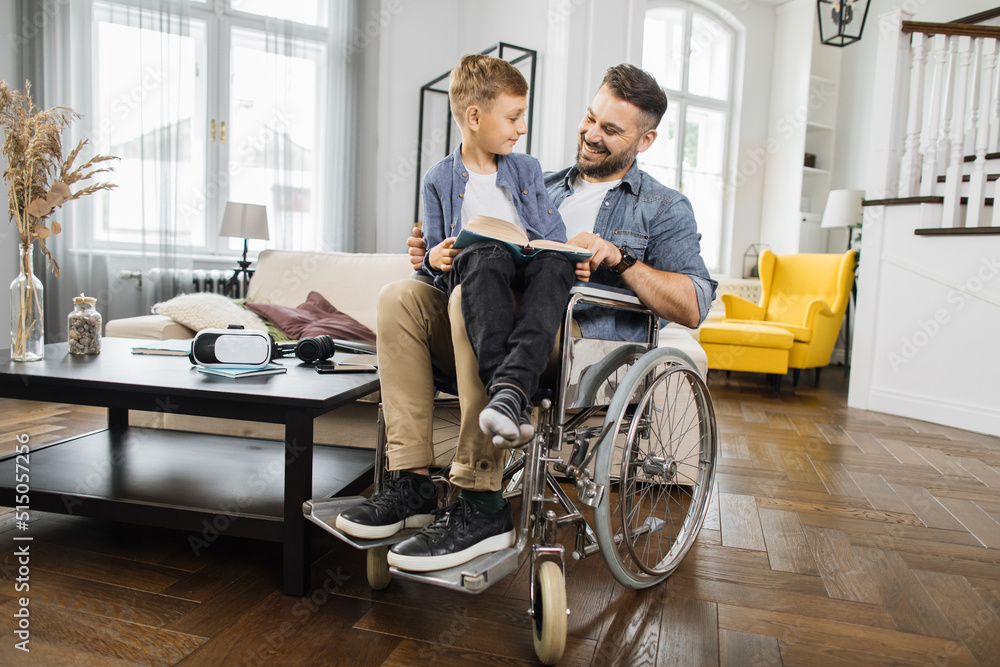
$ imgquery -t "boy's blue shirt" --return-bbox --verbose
[420,146,565,289]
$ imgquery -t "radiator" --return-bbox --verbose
[119,267,244,314]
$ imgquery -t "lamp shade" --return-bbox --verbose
[821,189,864,229]
[219,202,269,241]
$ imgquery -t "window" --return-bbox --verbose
[642,2,737,272]
[89,0,335,255]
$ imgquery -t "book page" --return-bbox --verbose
[464,215,529,246]
[529,239,593,255]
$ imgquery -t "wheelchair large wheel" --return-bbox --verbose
[593,348,717,588]
[532,560,567,665]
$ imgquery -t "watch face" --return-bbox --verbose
[613,244,637,275]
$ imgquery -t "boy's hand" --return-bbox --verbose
[429,237,460,272]
[408,225,427,271]
[575,260,591,282]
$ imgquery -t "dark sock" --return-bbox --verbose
[460,489,504,514]
[399,470,433,485]
[487,386,527,425]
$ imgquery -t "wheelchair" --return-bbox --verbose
[304,284,718,664]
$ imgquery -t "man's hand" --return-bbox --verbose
[429,237,460,272]
[568,231,700,327]
[408,225,427,271]
[569,232,623,272]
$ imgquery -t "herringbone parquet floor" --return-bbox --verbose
[1,369,999,665]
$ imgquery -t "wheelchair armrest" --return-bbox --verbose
[568,283,647,312]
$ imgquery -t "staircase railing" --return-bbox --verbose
[871,13,1000,230]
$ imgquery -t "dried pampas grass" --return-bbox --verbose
[0,80,118,276]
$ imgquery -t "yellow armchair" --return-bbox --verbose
[698,249,857,388]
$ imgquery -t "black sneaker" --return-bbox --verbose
[335,475,438,539]
[387,497,516,572]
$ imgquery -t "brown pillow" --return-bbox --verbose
[244,291,376,342]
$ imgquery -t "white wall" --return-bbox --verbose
[370,0,778,279]
[0,0,18,350]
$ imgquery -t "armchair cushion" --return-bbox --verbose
[723,319,812,343]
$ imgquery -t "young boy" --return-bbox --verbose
[335,55,576,569]
[420,53,576,449]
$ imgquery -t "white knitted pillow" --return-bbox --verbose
[153,293,268,332]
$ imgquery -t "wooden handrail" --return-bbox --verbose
[901,21,1000,39]
[952,8,1000,25]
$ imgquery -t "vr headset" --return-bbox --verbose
[191,327,377,368]
[189,327,272,368]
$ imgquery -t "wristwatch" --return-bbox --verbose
[610,244,638,276]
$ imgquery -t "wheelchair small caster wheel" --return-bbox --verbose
[367,545,390,590]
[532,560,567,665]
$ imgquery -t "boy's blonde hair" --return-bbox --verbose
[449,54,528,124]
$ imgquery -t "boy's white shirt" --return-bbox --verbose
[558,175,622,240]
[460,170,524,231]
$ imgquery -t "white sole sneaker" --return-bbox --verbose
[335,512,434,540]
[387,529,516,572]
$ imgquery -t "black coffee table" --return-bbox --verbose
[0,337,380,595]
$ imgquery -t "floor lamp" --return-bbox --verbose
[219,202,269,298]
[821,189,863,373]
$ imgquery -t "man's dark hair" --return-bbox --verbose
[601,64,668,132]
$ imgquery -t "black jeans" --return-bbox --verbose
[446,240,575,404]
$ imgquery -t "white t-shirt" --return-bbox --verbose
[557,175,622,240]
[461,170,523,230]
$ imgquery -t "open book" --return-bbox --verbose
[453,215,593,264]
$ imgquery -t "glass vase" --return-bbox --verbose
[10,243,44,361]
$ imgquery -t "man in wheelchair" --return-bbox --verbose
[337,64,717,574]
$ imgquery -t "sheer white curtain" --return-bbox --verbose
[22,0,195,333]
[20,0,360,338]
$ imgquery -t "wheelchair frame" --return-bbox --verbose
[304,284,718,664]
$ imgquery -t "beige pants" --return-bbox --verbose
[376,278,567,492]
[376,279,501,490]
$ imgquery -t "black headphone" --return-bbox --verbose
[274,335,337,363]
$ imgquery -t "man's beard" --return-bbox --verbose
[575,137,639,180]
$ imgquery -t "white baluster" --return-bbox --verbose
[991,43,1000,153]
[993,176,1000,228]
[937,37,958,202]
[899,33,926,197]
[967,38,996,228]
[920,34,948,196]
[899,32,926,197]
[943,36,971,229]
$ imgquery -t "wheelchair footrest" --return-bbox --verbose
[303,497,418,550]
[389,547,519,594]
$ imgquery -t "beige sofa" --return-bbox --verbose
[105,248,708,449]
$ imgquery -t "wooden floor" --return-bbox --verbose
[2,369,1000,666]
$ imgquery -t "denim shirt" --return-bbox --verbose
[420,146,565,290]
[546,161,717,342]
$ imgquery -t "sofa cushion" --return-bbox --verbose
[245,291,376,342]
[153,293,268,332]
[246,250,414,333]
